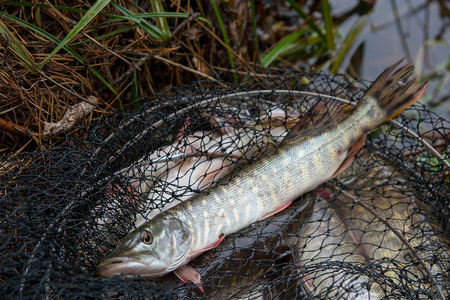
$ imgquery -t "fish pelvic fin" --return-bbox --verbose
[331,134,367,179]
[261,200,293,220]
[354,58,428,127]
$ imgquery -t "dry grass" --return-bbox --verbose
[0,0,384,154]
[0,0,264,153]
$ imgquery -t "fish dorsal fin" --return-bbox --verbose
[281,99,349,145]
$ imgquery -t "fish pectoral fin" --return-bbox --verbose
[174,265,204,292]
[261,201,292,220]
[177,235,227,292]
[189,234,226,259]
[331,134,367,179]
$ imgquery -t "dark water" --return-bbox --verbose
[330,0,449,119]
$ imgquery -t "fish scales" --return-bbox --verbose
[97,60,429,288]
[171,129,350,252]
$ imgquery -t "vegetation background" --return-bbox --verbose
[0,0,448,153]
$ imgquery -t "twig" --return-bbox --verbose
[37,70,98,106]
[42,0,74,32]
[169,12,201,42]
[96,51,155,94]
[81,32,141,71]
[389,119,450,168]
[179,40,221,79]
[390,0,412,63]
[153,54,226,85]
[0,117,27,135]
[193,17,248,66]
[165,1,248,68]
[212,66,285,78]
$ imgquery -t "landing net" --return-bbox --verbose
[1,70,449,299]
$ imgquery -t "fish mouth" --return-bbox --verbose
[96,256,143,278]
[98,256,141,265]
[96,256,168,278]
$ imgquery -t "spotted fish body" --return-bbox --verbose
[97,60,428,284]
[174,105,368,253]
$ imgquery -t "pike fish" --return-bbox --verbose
[96,60,428,288]
[85,104,297,255]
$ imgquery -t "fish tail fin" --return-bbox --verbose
[354,58,428,129]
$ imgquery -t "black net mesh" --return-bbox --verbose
[1,70,449,299]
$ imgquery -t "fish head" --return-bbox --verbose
[96,215,192,278]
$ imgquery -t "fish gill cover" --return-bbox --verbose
[1,69,449,299]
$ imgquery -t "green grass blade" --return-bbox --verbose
[0,20,38,73]
[194,0,206,17]
[196,16,212,27]
[0,12,120,105]
[90,68,119,99]
[0,12,80,59]
[261,29,307,67]
[132,71,141,109]
[415,39,450,75]
[285,0,325,39]
[330,14,369,73]
[2,1,189,20]
[132,12,189,18]
[110,1,167,40]
[150,0,170,37]
[38,0,112,69]
[250,0,259,54]
[3,1,200,40]
[69,24,137,46]
[321,0,335,50]
[70,11,198,46]
[209,0,237,82]
[1,1,86,13]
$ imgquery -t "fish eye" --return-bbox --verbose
[141,230,153,245]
